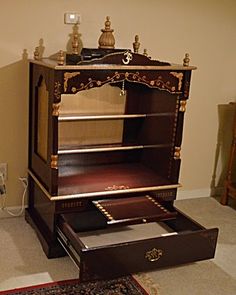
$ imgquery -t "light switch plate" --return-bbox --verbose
[64,12,81,24]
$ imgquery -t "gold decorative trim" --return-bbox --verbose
[64,72,81,92]
[145,248,163,262]
[146,196,169,213]
[72,33,80,55]
[65,71,178,94]
[61,201,83,209]
[170,72,183,91]
[174,147,181,160]
[105,184,130,191]
[168,96,180,178]
[184,81,190,98]
[179,100,187,112]
[154,190,175,199]
[52,103,60,116]
[93,201,114,221]
[122,51,133,65]
[50,155,58,169]
[54,81,61,100]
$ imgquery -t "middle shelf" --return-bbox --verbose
[58,142,172,154]
[58,112,175,121]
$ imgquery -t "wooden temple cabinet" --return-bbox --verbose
[26,48,218,281]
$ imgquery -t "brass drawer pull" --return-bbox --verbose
[145,248,163,262]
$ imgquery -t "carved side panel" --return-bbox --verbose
[36,78,49,161]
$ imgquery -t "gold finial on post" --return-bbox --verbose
[34,47,40,60]
[143,49,148,56]
[98,16,115,49]
[57,50,65,65]
[183,53,190,66]
[72,33,79,54]
[174,147,181,160]
[51,155,58,169]
[143,49,151,59]
[133,35,140,53]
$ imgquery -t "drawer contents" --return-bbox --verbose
[93,195,177,225]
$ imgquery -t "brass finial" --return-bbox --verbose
[51,155,58,169]
[179,100,187,112]
[143,49,148,56]
[183,53,190,66]
[98,16,115,49]
[143,49,151,59]
[174,147,181,159]
[34,47,40,60]
[72,33,79,54]
[57,50,65,65]
[133,35,140,53]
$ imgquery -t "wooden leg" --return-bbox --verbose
[220,186,229,205]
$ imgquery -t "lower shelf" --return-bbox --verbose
[58,162,179,198]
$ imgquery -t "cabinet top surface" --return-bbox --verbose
[29,58,197,71]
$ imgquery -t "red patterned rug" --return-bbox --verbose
[0,274,159,295]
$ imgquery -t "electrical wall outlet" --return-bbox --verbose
[0,163,7,181]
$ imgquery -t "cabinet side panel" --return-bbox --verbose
[28,63,58,194]
[36,78,49,160]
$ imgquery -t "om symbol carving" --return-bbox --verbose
[122,51,133,65]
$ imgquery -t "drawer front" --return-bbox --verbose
[57,213,218,281]
[79,228,218,281]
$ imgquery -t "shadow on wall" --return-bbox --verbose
[0,50,29,205]
[211,102,236,198]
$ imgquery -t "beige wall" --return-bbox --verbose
[0,0,236,206]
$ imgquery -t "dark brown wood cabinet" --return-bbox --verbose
[26,50,218,281]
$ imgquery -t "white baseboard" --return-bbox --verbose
[0,206,26,218]
[177,188,211,200]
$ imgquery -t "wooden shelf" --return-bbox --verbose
[58,162,179,197]
[58,143,172,154]
[58,112,175,122]
[58,114,146,121]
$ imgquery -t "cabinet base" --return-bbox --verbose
[25,208,66,258]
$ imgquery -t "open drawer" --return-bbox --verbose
[56,197,218,282]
